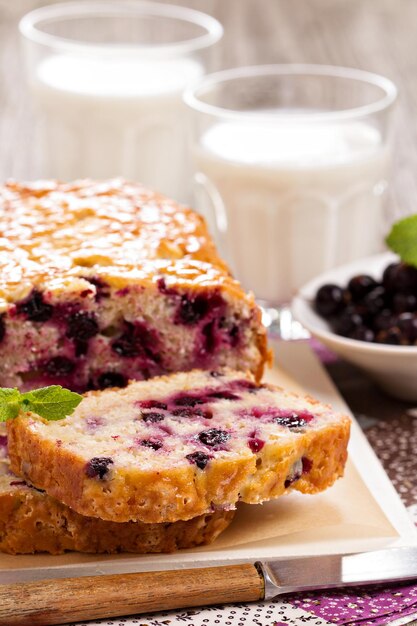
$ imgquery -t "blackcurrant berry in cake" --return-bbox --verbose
[273,411,313,429]
[284,476,297,488]
[175,292,224,326]
[0,315,5,343]
[156,277,178,297]
[201,320,217,353]
[83,277,110,300]
[347,275,379,301]
[229,325,240,347]
[97,372,128,389]
[284,459,303,488]
[174,395,205,407]
[85,457,114,479]
[186,451,211,470]
[208,390,240,401]
[67,312,99,341]
[140,439,163,450]
[248,437,265,453]
[177,294,209,325]
[198,428,230,447]
[210,371,223,378]
[235,379,259,393]
[111,321,159,360]
[142,411,165,423]
[111,329,138,357]
[138,400,168,410]
[314,284,346,318]
[45,356,75,377]
[172,407,212,419]
[302,457,313,473]
[16,290,53,322]
[74,340,88,357]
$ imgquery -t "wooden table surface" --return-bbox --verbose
[1,0,417,220]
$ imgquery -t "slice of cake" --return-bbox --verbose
[7,369,351,524]
[0,179,269,392]
[0,430,234,555]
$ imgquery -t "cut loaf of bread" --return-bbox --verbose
[0,180,269,392]
[0,430,234,555]
[8,369,351,524]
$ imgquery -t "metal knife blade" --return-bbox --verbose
[258,546,417,599]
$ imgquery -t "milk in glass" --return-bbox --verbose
[31,55,203,201]
[196,120,388,304]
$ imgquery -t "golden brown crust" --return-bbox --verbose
[0,179,237,303]
[251,306,273,380]
[7,372,351,524]
[0,486,235,555]
[7,425,253,524]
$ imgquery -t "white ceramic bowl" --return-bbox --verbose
[292,251,417,402]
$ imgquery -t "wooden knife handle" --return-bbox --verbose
[0,563,264,626]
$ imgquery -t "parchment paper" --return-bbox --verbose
[1,343,403,584]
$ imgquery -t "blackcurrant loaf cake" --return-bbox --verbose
[0,179,269,392]
[7,369,351,524]
[0,428,235,555]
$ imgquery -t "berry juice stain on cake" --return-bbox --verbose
[85,457,113,479]
[16,290,54,322]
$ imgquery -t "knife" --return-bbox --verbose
[1,546,417,626]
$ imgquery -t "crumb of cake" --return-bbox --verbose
[6,368,350,523]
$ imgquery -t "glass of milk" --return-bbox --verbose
[184,65,397,336]
[19,1,223,203]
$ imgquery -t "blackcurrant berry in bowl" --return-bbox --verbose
[392,292,417,314]
[347,274,379,301]
[292,252,417,401]
[332,307,363,337]
[314,284,346,318]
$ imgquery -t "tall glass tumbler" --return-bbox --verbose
[20,1,223,202]
[184,65,397,336]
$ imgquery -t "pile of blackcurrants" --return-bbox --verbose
[314,261,417,345]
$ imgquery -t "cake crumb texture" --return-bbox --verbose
[0,432,235,555]
[7,368,350,524]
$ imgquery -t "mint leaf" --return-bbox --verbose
[20,386,82,421]
[0,388,21,422]
[386,214,417,267]
[0,385,82,422]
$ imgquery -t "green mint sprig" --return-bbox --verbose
[386,214,417,267]
[0,385,82,423]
